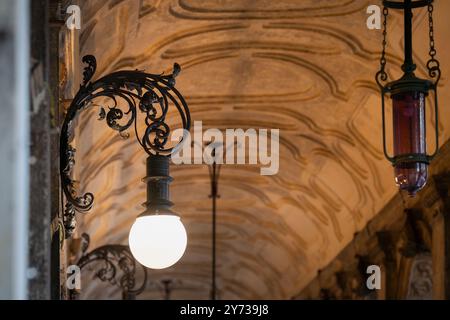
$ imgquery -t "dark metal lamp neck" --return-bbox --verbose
[402,0,416,74]
[139,154,176,217]
[383,0,435,74]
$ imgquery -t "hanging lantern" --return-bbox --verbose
[376,0,441,196]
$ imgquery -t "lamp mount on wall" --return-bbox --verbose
[376,0,441,196]
[60,55,191,269]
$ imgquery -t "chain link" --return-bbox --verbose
[427,1,440,84]
[428,3,436,58]
[376,7,389,87]
[380,7,388,71]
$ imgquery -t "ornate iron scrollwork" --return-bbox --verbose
[75,233,148,299]
[60,55,190,237]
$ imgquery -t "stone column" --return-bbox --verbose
[0,0,30,299]
[377,231,398,299]
[433,173,450,299]
[28,0,52,300]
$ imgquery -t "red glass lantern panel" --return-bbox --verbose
[392,91,427,196]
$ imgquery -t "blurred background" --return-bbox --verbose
[1,0,449,300]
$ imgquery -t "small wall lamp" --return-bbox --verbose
[60,55,191,269]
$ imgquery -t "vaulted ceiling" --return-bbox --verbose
[69,0,450,299]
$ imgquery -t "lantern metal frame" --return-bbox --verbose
[375,0,441,168]
[60,55,190,238]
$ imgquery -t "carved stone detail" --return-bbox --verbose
[406,253,433,300]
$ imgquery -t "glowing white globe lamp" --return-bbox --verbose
[129,214,187,269]
[128,155,187,269]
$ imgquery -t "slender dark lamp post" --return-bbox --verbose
[60,55,191,269]
[376,0,441,196]
[208,150,221,300]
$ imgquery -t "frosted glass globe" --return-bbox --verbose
[128,215,187,269]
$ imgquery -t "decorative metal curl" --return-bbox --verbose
[60,55,190,237]
[375,69,388,90]
[82,55,97,85]
[426,1,441,86]
[75,233,147,299]
[426,58,441,86]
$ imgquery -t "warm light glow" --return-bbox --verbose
[128,215,187,269]
[392,91,428,196]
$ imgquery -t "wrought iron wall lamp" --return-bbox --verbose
[60,55,191,269]
[376,0,441,196]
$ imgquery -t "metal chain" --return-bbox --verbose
[376,7,389,87]
[380,7,389,73]
[426,2,441,84]
[428,3,436,59]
